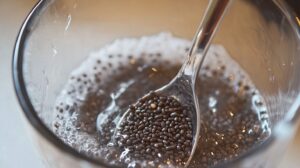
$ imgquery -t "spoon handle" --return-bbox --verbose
[178,0,232,82]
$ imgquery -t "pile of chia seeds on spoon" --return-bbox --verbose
[116,91,193,166]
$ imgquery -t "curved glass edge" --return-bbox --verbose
[11,0,300,168]
[275,0,300,39]
[12,0,117,167]
[274,0,300,125]
[220,0,300,167]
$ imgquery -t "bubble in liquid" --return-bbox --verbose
[52,32,271,168]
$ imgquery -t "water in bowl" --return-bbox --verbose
[52,33,270,168]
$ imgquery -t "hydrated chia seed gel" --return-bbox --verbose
[53,33,271,168]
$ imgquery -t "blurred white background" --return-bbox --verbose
[0,0,299,168]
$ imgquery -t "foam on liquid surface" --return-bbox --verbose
[53,33,270,168]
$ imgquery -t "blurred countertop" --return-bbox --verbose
[0,0,299,168]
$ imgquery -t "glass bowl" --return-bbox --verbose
[13,0,300,167]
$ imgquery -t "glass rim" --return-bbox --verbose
[12,0,300,167]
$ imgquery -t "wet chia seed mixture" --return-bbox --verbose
[52,33,270,168]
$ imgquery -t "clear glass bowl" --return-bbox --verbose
[13,0,300,167]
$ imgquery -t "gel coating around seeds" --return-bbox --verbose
[52,33,270,168]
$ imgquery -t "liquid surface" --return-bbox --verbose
[53,33,270,168]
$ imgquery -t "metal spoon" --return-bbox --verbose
[115,0,232,166]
